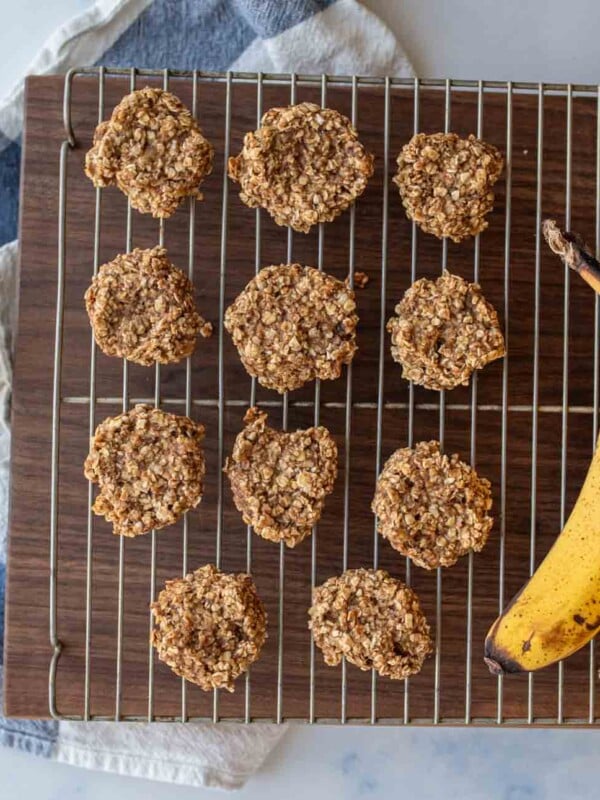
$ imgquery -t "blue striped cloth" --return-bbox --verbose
[0,0,410,787]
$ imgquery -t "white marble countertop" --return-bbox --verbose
[3,724,600,799]
[2,1,600,797]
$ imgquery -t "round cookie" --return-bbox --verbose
[387,270,505,391]
[151,564,267,692]
[224,407,338,548]
[309,568,432,680]
[372,440,493,570]
[85,86,213,217]
[228,102,374,233]
[84,404,205,537]
[394,132,503,242]
[85,246,212,366]
[224,263,358,393]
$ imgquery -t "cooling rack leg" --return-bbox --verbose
[62,68,77,146]
[83,66,105,722]
[48,123,74,719]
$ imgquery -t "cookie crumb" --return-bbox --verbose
[351,271,369,289]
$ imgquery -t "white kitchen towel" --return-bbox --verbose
[0,0,413,790]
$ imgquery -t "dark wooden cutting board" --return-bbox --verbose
[4,73,600,724]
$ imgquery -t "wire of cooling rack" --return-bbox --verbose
[591,86,600,725]
[496,81,513,724]
[370,74,390,724]
[340,73,358,725]
[82,64,104,721]
[309,72,328,725]
[276,71,297,726]
[463,79,484,725]
[555,84,573,725]
[244,70,263,725]
[58,67,600,94]
[526,84,544,725]
[49,67,600,726]
[180,67,199,723]
[211,70,233,724]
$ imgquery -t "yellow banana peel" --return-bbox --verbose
[485,437,600,674]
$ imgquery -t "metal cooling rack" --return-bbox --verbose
[49,67,600,725]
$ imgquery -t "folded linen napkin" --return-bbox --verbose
[0,0,412,789]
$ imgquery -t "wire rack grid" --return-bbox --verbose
[48,67,600,725]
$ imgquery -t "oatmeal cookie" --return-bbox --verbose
[228,102,374,233]
[309,568,432,679]
[85,87,213,217]
[224,264,358,393]
[372,440,493,570]
[394,132,503,242]
[387,270,505,391]
[224,407,338,548]
[85,246,211,366]
[85,404,205,537]
[151,564,267,691]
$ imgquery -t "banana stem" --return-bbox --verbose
[543,219,600,294]
[484,656,504,676]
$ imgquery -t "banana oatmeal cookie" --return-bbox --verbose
[309,568,432,679]
[387,270,505,391]
[394,132,503,242]
[85,87,213,217]
[224,407,338,547]
[224,264,358,393]
[85,404,205,537]
[228,102,374,233]
[151,564,267,691]
[372,440,493,570]
[85,246,211,366]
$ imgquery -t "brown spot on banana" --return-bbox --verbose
[521,633,533,654]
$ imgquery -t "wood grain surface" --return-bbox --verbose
[4,73,600,723]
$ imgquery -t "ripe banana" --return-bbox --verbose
[484,438,600,674]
